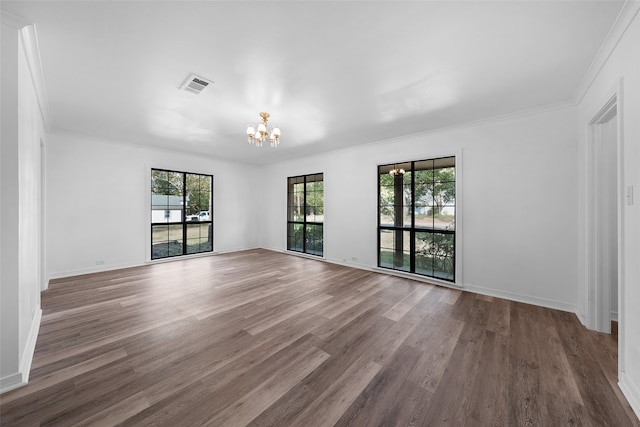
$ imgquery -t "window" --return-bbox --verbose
[287,173,324,256]
[378,157,456,281]
[151,169,213,260]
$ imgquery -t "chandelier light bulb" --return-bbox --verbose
[245,112,281,148]
[389,165,406,176]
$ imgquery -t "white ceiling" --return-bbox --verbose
[1,1,625,164]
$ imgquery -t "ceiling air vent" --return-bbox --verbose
[180,74,213,95]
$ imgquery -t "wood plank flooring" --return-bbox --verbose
[1,249,638,426]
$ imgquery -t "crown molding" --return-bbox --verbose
[575,0,640,103]
[1,10,30,29]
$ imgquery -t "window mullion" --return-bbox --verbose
[377,157,455,282]
[151,168,213,260]
[182,173,187,255]
[302,175,307,253]
[286,173,323,257]
[410,161,416,273]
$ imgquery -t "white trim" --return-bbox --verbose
[617,80,626,379]
[372,267,462,290]
[146,250,219,265]
[454,150,463,286]
[145,166,152,261]
[575,311,587,327]
[274,248,578,313]
[611,310,618,322]
[586,79,624,334]
[586,94,616,333]
[47,246,280,282]
[1,12,53,130]
[286,250,326,262]
[619,372,640,421]
[324,257,372,273]
[315,102,576,163]
[283,170,327,259]
[292,251,462,290]
[0,372,25,395]
[145,165,216,263]
[40,138,48,291]
[0,10,30,29]
[584,79,629,406]
[48,260,148,281]
[48,250,227,280]
[20,307,41,383]
[374,150,463,287]
[575,1,640,104]
[0,306,42,394]
[215,247,260,255]
[19,25,52,131]
[464,282,578,315]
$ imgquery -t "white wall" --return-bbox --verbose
[577,3,640,417]
[260,105,579,312]
[3,5,636,414]
[1,18,45,393]
[45,131,260,279]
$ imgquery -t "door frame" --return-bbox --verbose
[586,79,624,372]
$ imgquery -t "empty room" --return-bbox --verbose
[1,1,640,425]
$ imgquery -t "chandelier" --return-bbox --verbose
[246,112,281,147]
[389,165,405,176]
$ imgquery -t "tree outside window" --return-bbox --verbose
[378,157,455,281]
[287,173,323,256]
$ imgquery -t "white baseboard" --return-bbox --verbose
[611,310,618,322]
[463,282,578,314]
[619,372,640,421]
[268,248,579,315]
[279,250,576,315]
[50,249,579,319]
[0,371,25,395]
[0,306,42,394]
[20,305,41,384]
[575,310,588,327]
[47,248,266,283]
[48,260,145,281]
[216,246,261,255]
[370,266,463,290]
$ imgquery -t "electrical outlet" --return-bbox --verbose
[96,260,105,265]
[351,257,358,262]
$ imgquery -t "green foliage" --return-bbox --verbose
[151,170,183,195]
[151,170,211,216]
[305,181,324,216]
[378,162,455,280]
[289,181,324,220]
[416,233,454,259]
[415,167,455,215]
[379,166,455,222]
[186,174,211,215]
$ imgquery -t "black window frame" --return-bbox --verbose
[151,168,213,260]
[287,173,324,257]
[377,157,456,282]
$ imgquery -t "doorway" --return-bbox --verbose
[587,93,620,335]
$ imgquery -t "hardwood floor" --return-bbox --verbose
[1,249,638,426]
